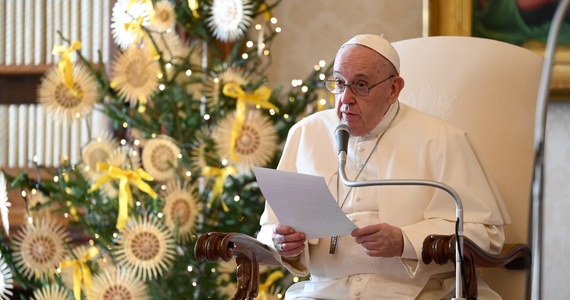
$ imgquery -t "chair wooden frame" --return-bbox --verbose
[195,232,530,300]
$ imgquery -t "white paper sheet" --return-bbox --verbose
[254,167,357,240]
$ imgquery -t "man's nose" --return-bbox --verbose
[339,86,356,104]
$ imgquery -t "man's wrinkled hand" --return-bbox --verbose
[272,224,306,257]
[351,223,404,257]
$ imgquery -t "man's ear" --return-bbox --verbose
[389,76,405,104]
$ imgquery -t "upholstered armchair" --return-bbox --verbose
[195,36,542,300]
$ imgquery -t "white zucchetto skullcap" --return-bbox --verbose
[341,34,400,74]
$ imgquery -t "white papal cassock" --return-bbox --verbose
[257,102,511,299]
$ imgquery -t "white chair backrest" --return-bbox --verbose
[393,36,542,299]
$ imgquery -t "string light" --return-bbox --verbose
[20,190,27,197]
[165,63,172,69]
[275,27,282,33]
[255,24,262,30]
[177,154,183,159]
[161,185,167,190]
[293,276,299,283]
[89,239,95,246]
[204,114,211,120]
[319,74,326,80]
[263,49,270,56]
[283,114,289,119]
[269,109,276,115]
[120,139,127,145]
[270,17,277,24]
[319,99,327,106]
[134,139,140,145]
[242,53,248,59]
[185,171,192,177]
[319,60,326,67]
[157,73,164,79]
[75,112,81,119]
[233,195,240,202]
[159,84,166,90]
[122,122,128,128]
[53,175,59,182]
[221,159,228,166]
[187,266,193,272]
[157,212,163,219]
[301,86,308,93]
[246,41,254,47]
[185,69,192,76]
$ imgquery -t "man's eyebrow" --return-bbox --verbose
[332,71,371,80]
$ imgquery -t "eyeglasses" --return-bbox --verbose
[323,75,395,97]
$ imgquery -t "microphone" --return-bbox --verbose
[335,124,350,155]
[334,126,466,299]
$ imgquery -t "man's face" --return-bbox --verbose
[334,45,401,136]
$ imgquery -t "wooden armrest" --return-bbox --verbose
[421,234,531,299]
[195,232,281,300]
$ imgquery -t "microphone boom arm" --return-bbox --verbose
[338,151,466,300]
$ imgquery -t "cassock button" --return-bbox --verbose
[357,146,364,152]
[357,162,364,169]
[355,197,361,202]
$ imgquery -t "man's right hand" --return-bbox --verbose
[272,224,306,257]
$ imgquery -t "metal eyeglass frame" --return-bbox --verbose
[323,74,395,96]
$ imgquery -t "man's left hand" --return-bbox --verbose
[351,223,404,257]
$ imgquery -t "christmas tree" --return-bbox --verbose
[0,0,333,299]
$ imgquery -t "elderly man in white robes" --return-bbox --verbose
[257,34,510,299]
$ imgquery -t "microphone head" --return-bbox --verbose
[335,124,351,154]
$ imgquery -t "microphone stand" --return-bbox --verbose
[337,149,466,300]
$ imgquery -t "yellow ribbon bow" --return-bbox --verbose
[60,247,100,300]
[202,165,237,212]
[187,0,200,19]
[52,41,83,98]
[255,270,285,300]
[88,162,157,230]
[123,16,160,61]
[258,3,272,21]
[222,83,277,161]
